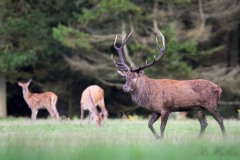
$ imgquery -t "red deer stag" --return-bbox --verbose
[112,30,226,139]
[80,85,108,127]
[18,79,60,124]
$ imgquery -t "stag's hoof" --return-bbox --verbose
[222,132,227,138]
[155,135,161,140]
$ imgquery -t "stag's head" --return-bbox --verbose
[112,30,165,92]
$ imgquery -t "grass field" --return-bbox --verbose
[0,117,239,160]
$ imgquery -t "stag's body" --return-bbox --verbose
[128,75,225,138]
[130,77,221,112]
[80,85,108,127]
[18,79,60,124]
[112,30,225,139]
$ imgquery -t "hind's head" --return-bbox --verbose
[18,79,32,89]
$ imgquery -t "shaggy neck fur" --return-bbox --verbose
[130,76,152,109]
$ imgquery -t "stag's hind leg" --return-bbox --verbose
[196,110,208,137]
[148,112,160,139]
[160,111,170,139]
[207,108,226,137]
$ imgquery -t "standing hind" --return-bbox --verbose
[18,79,60,124]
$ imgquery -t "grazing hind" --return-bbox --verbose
[80,85,108,127]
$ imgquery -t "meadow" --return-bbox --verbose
[0,117,239,160]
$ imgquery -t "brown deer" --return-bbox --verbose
[112,30,226,139]
[18,79,60,124]
[80,85,108,127]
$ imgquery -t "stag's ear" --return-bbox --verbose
[117,70,127,76]
[138,70,144,76]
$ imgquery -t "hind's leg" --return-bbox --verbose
[52,98,60,123]
[52,106,60,124]
[88,112,92,126]
[80,106,84,126]
[46,107,56,124]
[31,109,38,125]
[99,99,108,125]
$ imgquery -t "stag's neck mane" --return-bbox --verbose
[130,75,153,108]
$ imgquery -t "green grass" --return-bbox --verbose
[0,117,240,160]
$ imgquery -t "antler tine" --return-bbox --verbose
[121,29,133,47]
[114,29,133,50]
[131,30,165,73]
[111,54,129,72]
[155,30,165,61]
[112,30,133,71]
[114,35,119,49]
[157,30,165,49]
[114,30,133,64]
[113,35,126,65]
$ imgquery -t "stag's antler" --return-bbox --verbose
[112,30,165,73]
[131,30,165,73]
[111,30,133,72]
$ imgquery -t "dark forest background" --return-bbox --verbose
[0,0,240,119]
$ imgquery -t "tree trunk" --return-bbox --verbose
[0,1,7,118]
[238,24,240,65]
[228,25,240,66]
[68,87,72,118]
[0,74,7,118]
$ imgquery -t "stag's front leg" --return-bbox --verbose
[148,112,160,139]
[160,111,169,139]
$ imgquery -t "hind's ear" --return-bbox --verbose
[27,79,32,84]
[18,82,23,86]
